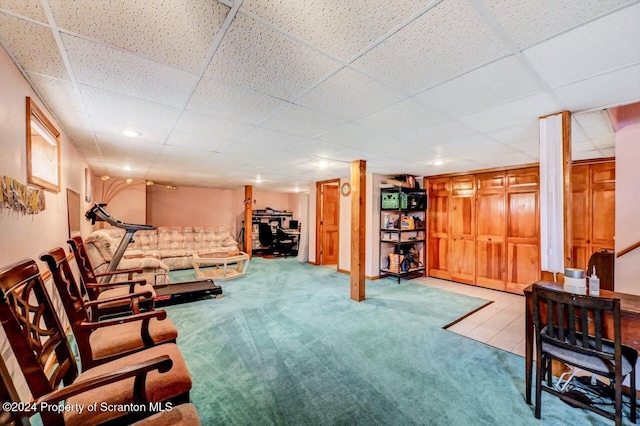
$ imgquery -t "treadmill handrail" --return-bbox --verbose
[86,203,156,231]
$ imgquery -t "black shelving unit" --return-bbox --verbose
[380,185,427,283]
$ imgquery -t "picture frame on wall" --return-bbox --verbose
[26,97,60,192]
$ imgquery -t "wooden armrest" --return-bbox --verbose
[86,279,149,294]
[31,355,172,407]
[79,309,166,329]
[94,267,144,277]
[84,291,154,308]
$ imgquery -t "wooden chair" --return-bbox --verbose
[0,353,201,426]
[68,235,155,319]
[40,247,178,369]
[0,259,191,425]
[532,284,637,426]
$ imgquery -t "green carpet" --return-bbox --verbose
[165,258,621,425]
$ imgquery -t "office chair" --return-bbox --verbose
[258,223,274,253]
[532,284,637,426]
[275,227,296,257]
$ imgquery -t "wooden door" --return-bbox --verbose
[589,162,615,255]
[449,176,475,284]
[571,165,590,270]
[505,168,540,294]
[476,172,506,291]
[427,178,450,280]
[571,161,615,270]
[320,183,339,265]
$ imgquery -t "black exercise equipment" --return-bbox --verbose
[85,203,222,303]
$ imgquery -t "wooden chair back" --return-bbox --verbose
[0,259,78,424]
[532,284,621,367]
[40,247,91,325]
[68,235,101,299]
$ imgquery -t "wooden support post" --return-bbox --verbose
[350,160,366,302]
[561,111,572,268]
[244,185,253,259]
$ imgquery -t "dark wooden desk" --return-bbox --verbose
[524,281,640,404]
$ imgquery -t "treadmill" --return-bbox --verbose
[85,203,222,304]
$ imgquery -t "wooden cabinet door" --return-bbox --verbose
[590,162,615,254]
[505,168,540,294]
[476,172,506,291]
[449,176,475,284]
[571,161,615,270]
[571,165,590,270]
[428,178,450,280]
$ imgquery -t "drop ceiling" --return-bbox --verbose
[1,0,639,192]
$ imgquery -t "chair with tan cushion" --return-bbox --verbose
[41,247,179,369]
[69,235,159,319]
[0,259,192,426]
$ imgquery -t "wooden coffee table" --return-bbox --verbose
[192,251,250,281]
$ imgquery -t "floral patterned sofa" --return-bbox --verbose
[85,226,240,284]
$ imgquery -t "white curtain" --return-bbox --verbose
[297,193,310,263]
[539,114,565,273]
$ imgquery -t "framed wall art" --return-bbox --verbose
[26,97,60,192]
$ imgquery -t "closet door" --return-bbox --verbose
[589,162,615,255]
[505,168,540,294]
[571,165,590,270]
[476,172,506,291]
[449,176,475,284]
[428,178,450,280]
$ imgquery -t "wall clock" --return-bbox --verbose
[341,182,351,196]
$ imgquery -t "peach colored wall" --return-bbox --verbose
[90,177,147,226]
[614,123,640,295]
[145,186,304,237]
[0,45,92,400]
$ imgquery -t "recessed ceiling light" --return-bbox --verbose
[123,165,132,171]
[431,160,446,166]
[122,129,141,137]
[318,161,330,169]
[255,175,262,184]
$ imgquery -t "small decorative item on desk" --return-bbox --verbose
[564,268,586,295]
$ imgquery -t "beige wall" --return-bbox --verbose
[614,123,640,294]
[0,45,92,400]
[146,185,303,237]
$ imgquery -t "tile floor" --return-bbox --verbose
[413,276,527,357]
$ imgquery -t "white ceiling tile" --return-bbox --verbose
[241,0,426,60]
[204,13,340,101]
[0,0,47,22]
[80,85,181,133]
[354,98,447,137]
[352,0,510,93]
[0,14,69,79]
[415,56,543,116]
[592,135,615,150]
[435,136,515,158]
[237,128,304,150]
[283,139,346,158]
[459,92,561,133]
[400,120,476,146]
[323,149,379,162]
[572,141,597,154]
[296,67,403,121]
[187,77,287,125]
[572,149,604,161]
[487,122,540,151]
[62,34,197,107]
[260,104,346,138]
[49,0,230,73]
[315,123,386,148]
[49,106,94,144]
[483,0,635,49]
[26,72,84,112]
[475,151,537,168]
[165,131,231,152]
[599,148,616,157]
[573,110,614,139]
[523,4,640,88]
[174,110,253,142]
[553,64,640,112]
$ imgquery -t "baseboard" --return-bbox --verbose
[308,261,318,265]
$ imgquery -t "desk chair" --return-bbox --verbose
[258,223,274,253]
[276,228,296,257]
[532,284,637,425]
